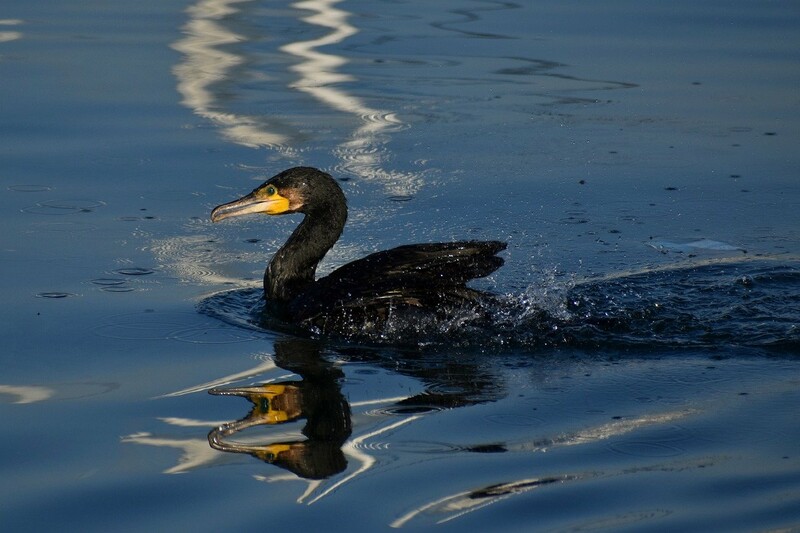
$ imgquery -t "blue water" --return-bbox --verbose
[2,1,799,531]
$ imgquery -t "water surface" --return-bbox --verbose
[1,0,799,531]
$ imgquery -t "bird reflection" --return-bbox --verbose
[208,338,351,479]
[206,337,505,480]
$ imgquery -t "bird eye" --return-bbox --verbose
[266,185,276,196]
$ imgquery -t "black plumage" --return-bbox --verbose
[211,167,506,335]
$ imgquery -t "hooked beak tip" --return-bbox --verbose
[210,192,267,222]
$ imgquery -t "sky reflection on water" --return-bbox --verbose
[173,0,423,194]
[1,0,799,531]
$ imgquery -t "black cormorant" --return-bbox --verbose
[211,167,506,335]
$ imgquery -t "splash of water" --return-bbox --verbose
[199,260,800,351]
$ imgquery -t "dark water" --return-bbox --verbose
[2,0,800,531]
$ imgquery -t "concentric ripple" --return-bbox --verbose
[22,199,106,215]
[114,267,155,276]
[36,292,77,299]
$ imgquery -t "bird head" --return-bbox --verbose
[211,166,347,229]
[209,167,323,222]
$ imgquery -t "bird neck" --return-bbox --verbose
[265,203,347,302]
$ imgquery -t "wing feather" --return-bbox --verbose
[288,240,506,327]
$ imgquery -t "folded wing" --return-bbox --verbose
[289,240,506,329]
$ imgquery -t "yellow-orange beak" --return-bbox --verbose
[210,190,290,222]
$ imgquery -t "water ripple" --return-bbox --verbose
[22,199,106,215]
[114,267,155,276]
[36,292,77,299]
[607,440,685,458]
[91,278,135,293]
[8,184,52,192]
[31,221,97,232]
[91,278,127,287]
[198,258,800,351]
[365,405,447,417]
[484,413,544,427]
[94,311,261,343]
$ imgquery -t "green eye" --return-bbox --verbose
[266,185,276,196]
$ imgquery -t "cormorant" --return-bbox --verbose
[211,167,506,336]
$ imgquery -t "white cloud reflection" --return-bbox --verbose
[172,0,293,149]
[0,384,54,404]
[173,0,423,194]
[281,0,422,194]
[121,432,222,474]
[390,408,698,527]
[0,19,23,44]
